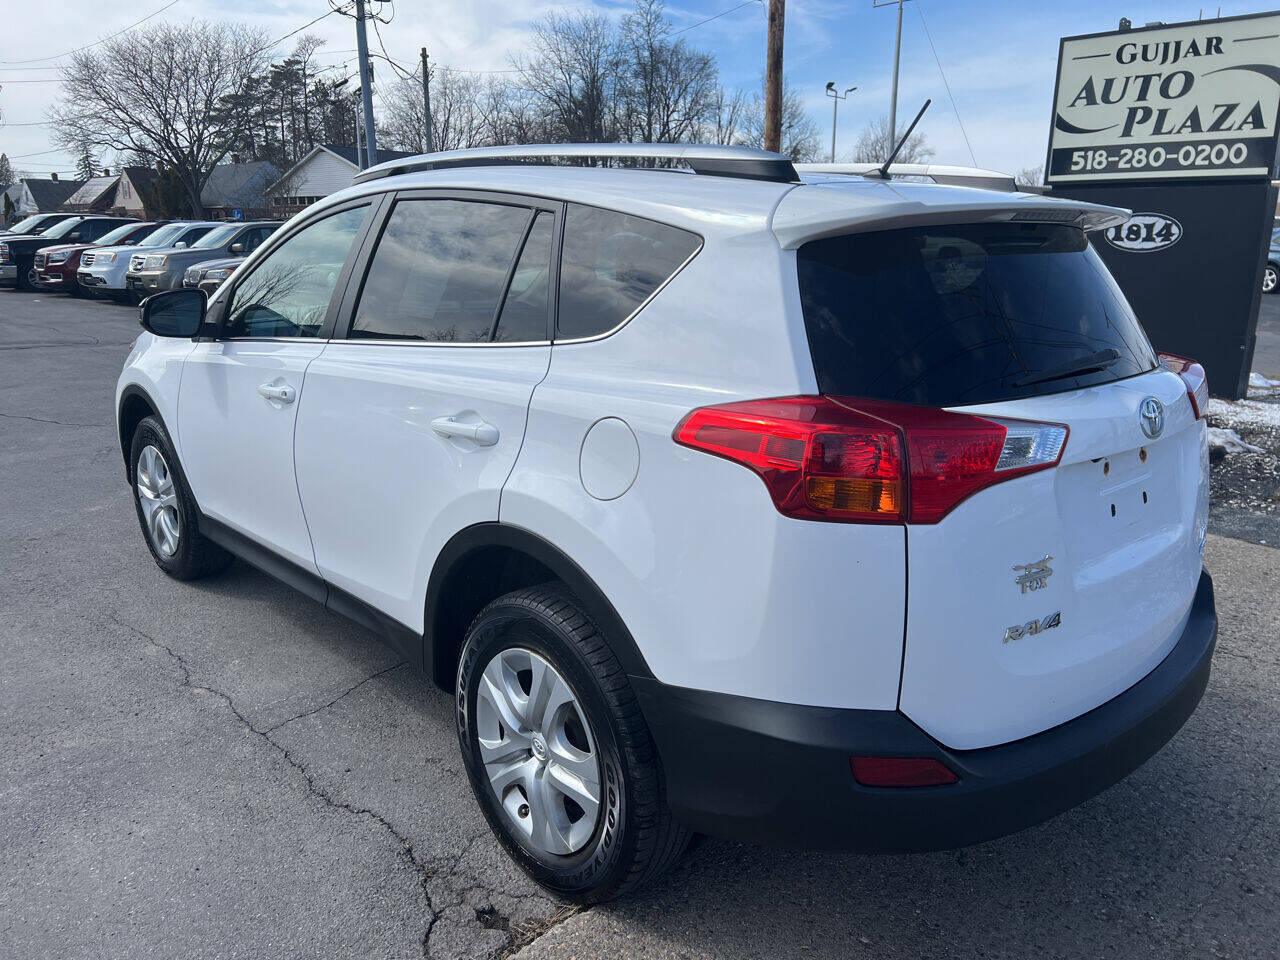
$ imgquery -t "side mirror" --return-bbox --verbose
[174,241,188,248]
[139,288,205,338]
[229,242,245,254]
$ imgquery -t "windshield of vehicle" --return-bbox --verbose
[193,224,240,249]
[7,215,47,234]
[796,222,1158,407]
[41,217,87,240]
[95,223,146,246]
[137,224,189,248]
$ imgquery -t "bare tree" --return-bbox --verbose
[739,78,821,161]
[515,12,624,142]
[620,0,719,143]
[708,87,750,146]
[1014,164,1044,188]
[50,21,271,216]
[382,66,489,153]
[850,114,935,164]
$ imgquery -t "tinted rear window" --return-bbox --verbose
[557,204,700,340]
[797,223,1157,407]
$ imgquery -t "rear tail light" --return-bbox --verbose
[674,396,1067,524]
[1158,352,1208,419]
[850,756,958,787]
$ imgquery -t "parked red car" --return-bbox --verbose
[32,219,153,295]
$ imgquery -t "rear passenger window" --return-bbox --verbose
[557,204,701,340]
[493,212,554,343]
[352,199,532,342]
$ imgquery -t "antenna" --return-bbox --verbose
[869,98,931,179]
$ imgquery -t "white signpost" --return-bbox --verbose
[1046,12,1280,183]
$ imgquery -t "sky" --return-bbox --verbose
[1,0,1275,179]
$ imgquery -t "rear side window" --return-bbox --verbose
[797,223,1157,407]
[557,203,700,340]
[493,211,554,343]
[352,199,532,342]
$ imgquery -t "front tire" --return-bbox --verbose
[129,415,233,580]
[1264,262,1278,294]
[456,585,689,903]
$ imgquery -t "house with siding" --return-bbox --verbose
[265,144,417,216]
[200,160,281,220]
[2,176,84,217]
[115,166,157,218]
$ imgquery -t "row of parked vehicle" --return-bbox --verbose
[0,212,281,301]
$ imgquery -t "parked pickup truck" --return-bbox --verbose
[34,221,162,295]
[1,216,136,291]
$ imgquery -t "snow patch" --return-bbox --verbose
[1207,397,1280,430]
[1249,372,1280,398]
[1205,426,1264,455]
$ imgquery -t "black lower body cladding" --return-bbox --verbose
[637,570,1217,852]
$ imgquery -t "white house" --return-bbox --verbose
[265,144,418,216]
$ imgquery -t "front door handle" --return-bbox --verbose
[258,382,296,404]
[431,416,499,446]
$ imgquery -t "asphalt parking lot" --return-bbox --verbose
[2,292,1279,960]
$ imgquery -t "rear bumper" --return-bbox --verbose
[637,569,1217,852]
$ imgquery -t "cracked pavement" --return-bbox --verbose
[3,294,1279,959]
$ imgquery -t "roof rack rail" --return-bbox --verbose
[352,143,799,185]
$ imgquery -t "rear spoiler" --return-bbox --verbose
[771,189,1129,250]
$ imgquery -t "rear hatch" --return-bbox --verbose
[795,217,1209,750]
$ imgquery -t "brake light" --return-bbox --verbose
[674,396,1067,524]
[850,756,958,787]
[1158,352,1208,419]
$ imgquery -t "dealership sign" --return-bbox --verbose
[1102,212,1184,252]
[1047,12,1280,183]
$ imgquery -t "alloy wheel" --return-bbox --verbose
[1265,265,1277,293]
[136,444,181,557]
[475,647,602,856]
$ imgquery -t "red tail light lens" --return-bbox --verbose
[1158,352,1208,419]
[673,397,904,523]
[850,756,958,787]
[674,396,1067,524]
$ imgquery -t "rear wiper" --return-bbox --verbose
[1011,348,1122,388]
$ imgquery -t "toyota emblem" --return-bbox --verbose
[1139,396,1164,439]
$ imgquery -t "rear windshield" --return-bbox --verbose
[796,222,1157,407]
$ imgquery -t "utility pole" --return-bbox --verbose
[421,47,436,154]
[874,0,908,154]
[825,83,856,163]
[353,0,378,168]
[763,0,784,154]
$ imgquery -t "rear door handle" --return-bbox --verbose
[258,382,296,404]
[431,416,499,446]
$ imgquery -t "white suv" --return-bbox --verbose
[116,144,1218,902]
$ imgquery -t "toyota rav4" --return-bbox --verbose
[116,144,1217,903]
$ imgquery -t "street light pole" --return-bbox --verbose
[874,0,909,154]
[825,83,857,163]
[353,0,379,168]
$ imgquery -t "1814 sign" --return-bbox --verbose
[1047,12,1280,183]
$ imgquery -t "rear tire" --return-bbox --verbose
[129,415,233,581]
[1264,262,1278,294]
[456,584,690,903]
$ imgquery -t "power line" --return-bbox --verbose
[672,0,763,36]
[915,0,976,166]
[0,0,184,65]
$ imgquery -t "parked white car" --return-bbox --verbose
[116,144,1217,903]
[78,221,219,299]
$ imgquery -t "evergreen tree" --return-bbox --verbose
[0,153,13,189]
[75,149,97,181]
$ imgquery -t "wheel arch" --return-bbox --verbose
[424,523,654,692]
[118,384,163,482]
